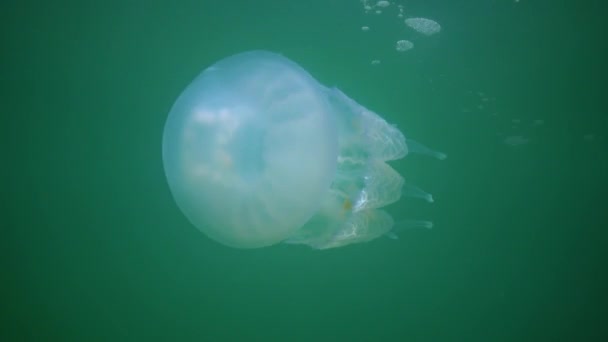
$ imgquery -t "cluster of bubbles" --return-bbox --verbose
[460,90,545,147]
[361,0,400,16]
[461,90,601,148]
[359,0,441,64]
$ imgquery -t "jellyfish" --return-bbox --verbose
[162,51,445,249]
[405,17,441,36]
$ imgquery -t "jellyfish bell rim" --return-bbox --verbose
[162,50,339,249]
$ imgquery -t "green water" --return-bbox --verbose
[3,0,607,340]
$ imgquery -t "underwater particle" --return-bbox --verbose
[504,135,529,146]
[395,40,414,52]
[405,17,441,35]
[376,0,390,7]
[532,119,544,126]
[584,133,595,141]
[361,0,372,12]
[361,26,370,31]
[371,59,381,65]
[511,119,521,124]
[162,50,445,250]
[376,10,382,14]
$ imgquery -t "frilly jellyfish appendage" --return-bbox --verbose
[162,50,444,250]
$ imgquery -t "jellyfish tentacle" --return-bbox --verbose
[405,138,447,160]
[394,219,433,230]
[385,220,433,240]
[402,183,434,203]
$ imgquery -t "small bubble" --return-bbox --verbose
[532,119,544,126]
[584,133,595,141]
[395,40,414,52]
[504,135,529,146]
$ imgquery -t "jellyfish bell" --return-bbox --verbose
[163,51,338,249]
[162,50,444,250]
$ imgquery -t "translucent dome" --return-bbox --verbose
[163,50,443,249]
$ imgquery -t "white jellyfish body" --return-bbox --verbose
[163,51,443,249]
[405,17,441,36]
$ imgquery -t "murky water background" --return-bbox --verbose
[3,0,607,340]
